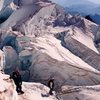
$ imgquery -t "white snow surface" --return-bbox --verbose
[0,72,58,100]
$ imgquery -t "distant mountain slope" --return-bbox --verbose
[51,0,97,7]
[90,14,100,25]
[65,3,100,15]
[84,14,100,25]
[94,6,100,14]
[65,5,100,25]
[85,15,94,22]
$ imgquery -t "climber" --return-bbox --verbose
[10,68,24,94]
[48,78,55,95]
[18,0,21,6]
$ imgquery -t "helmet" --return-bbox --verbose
[51,77,54,80]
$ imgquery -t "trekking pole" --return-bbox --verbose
[55,93,63,100]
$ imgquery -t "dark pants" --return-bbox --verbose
[16,84,22,93]
[49,88,53,95]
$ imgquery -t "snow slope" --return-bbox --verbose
[24,34,100,88]
[49,26,99,53]
[31,34,98,71]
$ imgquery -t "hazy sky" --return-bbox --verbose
[88,0,100,4]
